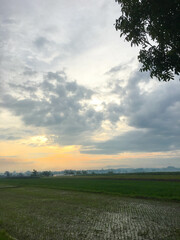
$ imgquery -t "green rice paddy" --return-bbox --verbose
[0,173,179,240]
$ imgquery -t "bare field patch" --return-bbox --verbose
[0,187,179,240]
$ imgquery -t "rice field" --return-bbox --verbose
[0,174,180,200]
[0,185,180,240]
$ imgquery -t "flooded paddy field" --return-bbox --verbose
[0,186,180,240]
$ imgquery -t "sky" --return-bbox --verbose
[0,0,180,172]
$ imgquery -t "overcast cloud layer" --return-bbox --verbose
[1,68,180,154]
[0,0,180,168]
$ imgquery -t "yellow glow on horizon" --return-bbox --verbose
[59,145,80,153]
[0,138,178,172]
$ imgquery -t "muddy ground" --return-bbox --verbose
[0,187,180,240]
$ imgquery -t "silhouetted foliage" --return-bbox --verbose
[115,0,180,81]
[41,171,53,177]
[64,170,75,175]
[31,169,38,177]
[17,172,24,177]
[4,171,11,178]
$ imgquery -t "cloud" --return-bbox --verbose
[33,36,51,49]
[0,158,35,171]
[1,65,180,155]
[0,0,179,161]
[105,64,127,75]
[0,157,34,166]
[81,70,180,154]
[2,18,16,25]
[1,56,180,156]
[23,67,37,76]
[1,71,104,145]
[81,129,180,154]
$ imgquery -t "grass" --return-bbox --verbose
[0,173,180,201]
[79,171,180,180]
[0,230,15,240]
[0,174,179,240]
[0,187,179,240]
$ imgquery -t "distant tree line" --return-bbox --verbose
[1,170,53,178]
[31,169,53,177]
[63,170,88,175]
[1,166,179,178]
